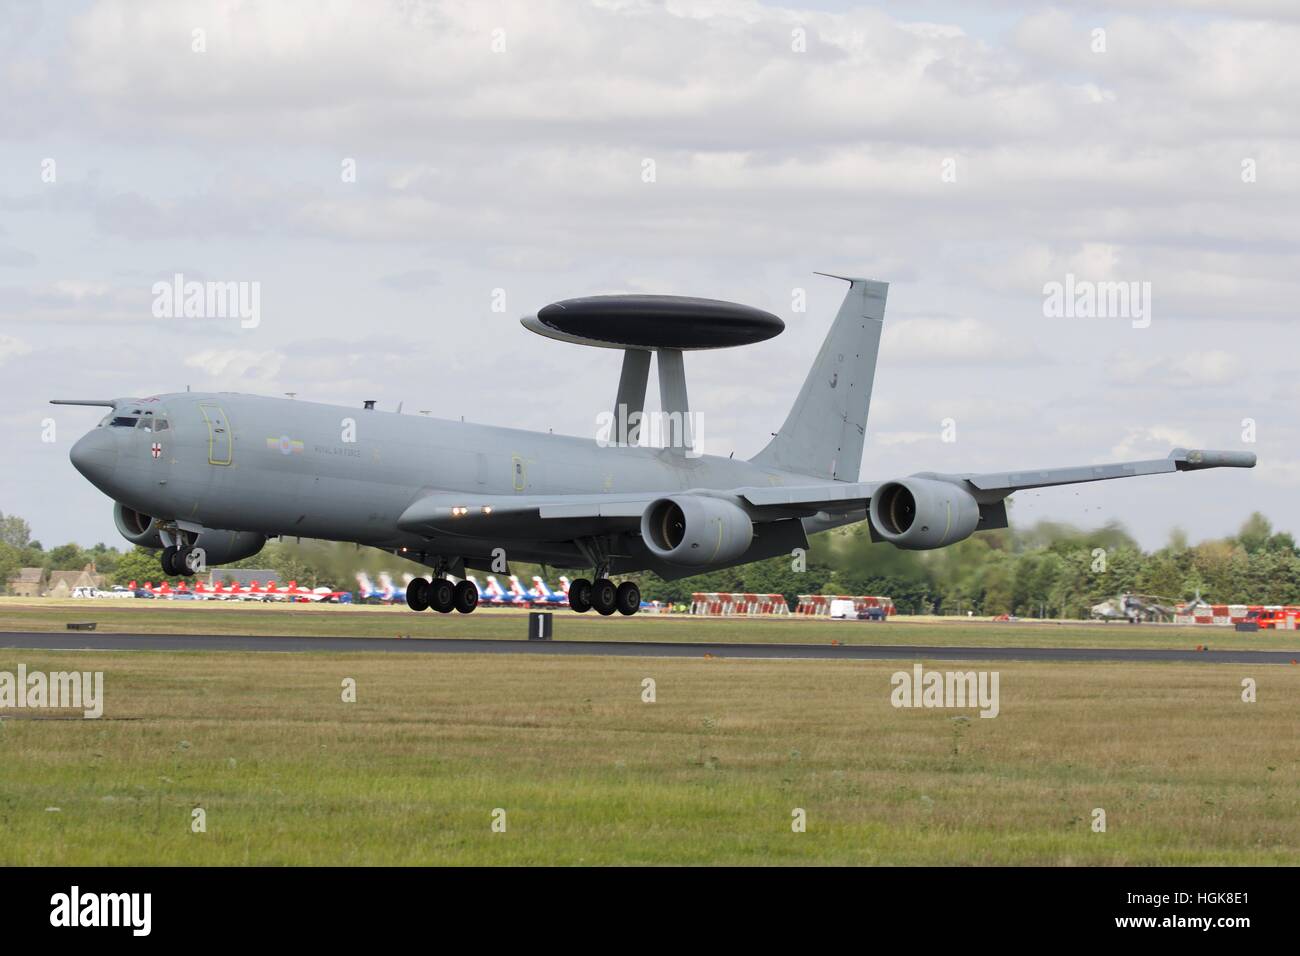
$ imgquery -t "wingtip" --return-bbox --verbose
[1171,448,1257,470]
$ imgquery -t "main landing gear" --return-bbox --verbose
[568,575,640,616]
[407,575,477,614]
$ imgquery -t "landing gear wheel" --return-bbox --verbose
[406,577,430,611]
[160,546,179,576]
[592,578,617,616]
[615,581,641,616]
[453,579,478,614]
[180,548,199,576]
[568,578,593,613]
[429,577,455,613]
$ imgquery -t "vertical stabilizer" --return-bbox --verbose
[750,275,887,482]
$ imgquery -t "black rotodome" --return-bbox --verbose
[536,295,784,350]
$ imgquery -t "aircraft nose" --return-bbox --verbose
[70,428,118,487]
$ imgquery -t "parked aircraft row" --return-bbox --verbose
[356,572,581,608]
[107,579,352,601]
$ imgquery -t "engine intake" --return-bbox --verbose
[113,502,164,548]
[641,494,753,567]
[112,502,266,566]
[869,478,981,550]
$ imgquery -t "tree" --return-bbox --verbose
[112,547,163,586]
[0,512,31,549]
[46,543,89,571]
[1237,512,1272,555]
[0,542,21,595]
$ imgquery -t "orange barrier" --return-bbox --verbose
[793,594,895,617]
[689,592,791,616]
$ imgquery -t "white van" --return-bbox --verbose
[829,599,857,619]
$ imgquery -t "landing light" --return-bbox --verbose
[481,506,492,515]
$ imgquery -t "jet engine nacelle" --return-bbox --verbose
[641,494,754,567]
[113,502,165,549]
[868,477,981,550]
[185,527,267,568]
[112,503,265,566]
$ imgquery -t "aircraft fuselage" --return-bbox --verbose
[70,391,852,568]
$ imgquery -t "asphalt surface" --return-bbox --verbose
[0,631,1295,664]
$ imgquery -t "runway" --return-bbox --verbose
[0,631,1294,664]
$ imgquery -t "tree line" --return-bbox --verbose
[3,509,1297,618]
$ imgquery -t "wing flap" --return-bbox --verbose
[737,481,875,513]
[397,491,654,537]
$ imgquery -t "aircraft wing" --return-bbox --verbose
[929,448,1256,497]
[397,448,1252,538]
[397,484,870,538]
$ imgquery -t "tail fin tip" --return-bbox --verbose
[750,273,889,482]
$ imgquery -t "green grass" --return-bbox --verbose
[2,597,1299,650]
[1,648,1296,864]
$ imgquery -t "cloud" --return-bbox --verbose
[1109,425,1205,460]
[1108,350,1246,388]
[0,333,33,365]
[379,268,441,291]
[0,0,1293,552]
[182,348,285,386]
[881,317,1040,366]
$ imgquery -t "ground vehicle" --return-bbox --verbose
[857,606,887,622]
[1242,609,1297,630]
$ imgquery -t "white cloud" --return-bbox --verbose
[1109,425,1205,461]
[0,334,33,365]
[881,317,1039,366]
[0,0,1293,550]
[183,349,285,386]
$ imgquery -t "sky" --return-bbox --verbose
[1,0,1296,550]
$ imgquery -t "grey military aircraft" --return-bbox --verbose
[57,275,1255,616]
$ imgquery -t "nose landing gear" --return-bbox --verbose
[160,545,198,577]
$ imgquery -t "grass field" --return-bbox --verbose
[1,640,1297,865]
[3,596,1299,651]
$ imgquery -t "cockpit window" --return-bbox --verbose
[110,416,138,427]
[154,418,169,431]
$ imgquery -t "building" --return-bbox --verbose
[4,564,106,597]
[7,567,46,597]
[45,564,106,598]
